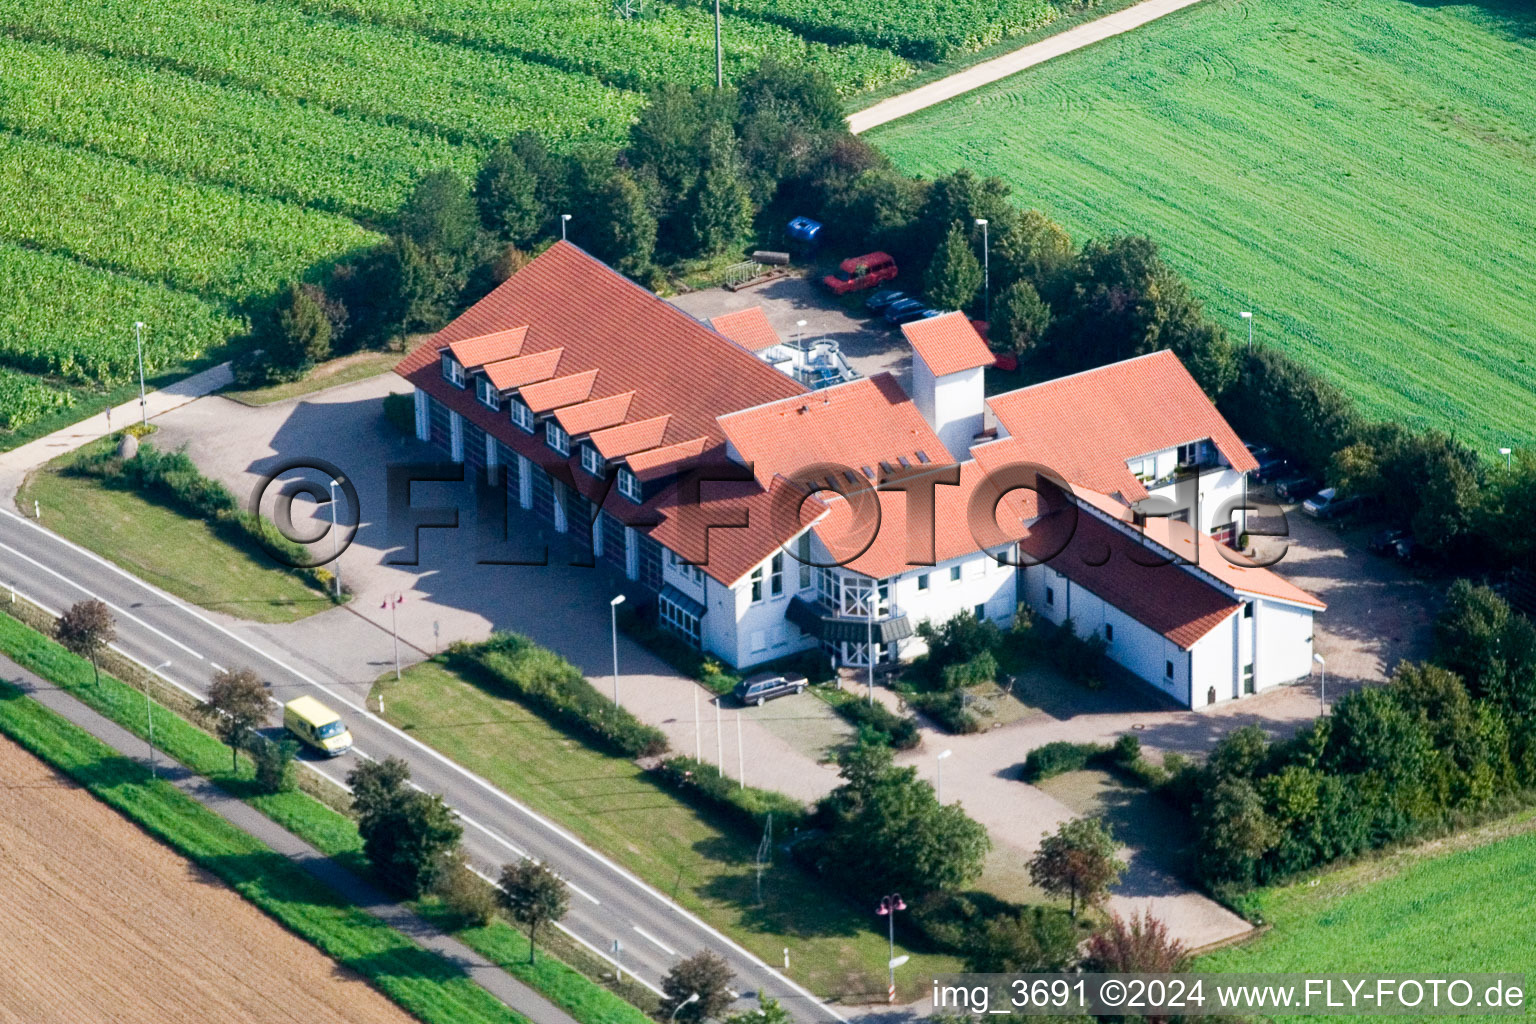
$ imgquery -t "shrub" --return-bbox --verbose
[940,649,998,691]
[383,392,415,436]
[251,735,298,794]
[1021,741,1107,782]
[823,689,920,749]
[908,689,983,734]
[654,757,809,833]
[433,854,498,929]
[1112,733,1141,765]
[448,633,668,758]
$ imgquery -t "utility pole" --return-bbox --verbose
[714,0,723,89]
[974,218,989,323]
[134,321,148,428]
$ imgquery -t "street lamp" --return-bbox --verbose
[148,660,172,778]
[1313,652,1326,715]
[328,477,342,599]
[134,321,148,428]
[974,218,990,324]
[795,319,808,351]
[1240,311,1253,349]
[1500,447,1513,471]
[713,0,723,89]
[936,748,952,804]
[561,213,572,240]
[669,993,700,1023]
[876,894,906,1002]
[610,594,626,707]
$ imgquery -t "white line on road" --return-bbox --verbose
[632,925,677,956]
[0,510,845,1021]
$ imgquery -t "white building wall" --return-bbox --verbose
[1190,614,1238,707]
[1255,600,1316,688]
[889,550,1016,657]
[1139,462,1247,536]
[720,559,817,669]
[413,388,430,441]
[912,357,984,461]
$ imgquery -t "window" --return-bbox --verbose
[770,553,784,597]
[617,468,642,503]
[581,444,605,477]
[1243,663,1255,695]
[1129,458,1152,481]
[659,594,702,646]
[1177,441,1202,466]
[974,603,986,621]
[1165,660,1175,679]
[440,352,466,388]
[475,375,500,410]
[509,398,534,432]
[749,567,764,604]
[1243,602,1254,619]
[798,535,812,591]
[917,573,929,591]
[545,420,569,455]
[666,550,705,587]
[949,565,962,583]
[1105,623,1114,642]
[1045,585,1055,607]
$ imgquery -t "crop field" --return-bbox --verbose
[0,734,416,1024]
[0,0,1102,445]
[1202,812,1536,1003]
[871,0,1536,450]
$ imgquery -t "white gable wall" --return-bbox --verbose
[912,356,984,461]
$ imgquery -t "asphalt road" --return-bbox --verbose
[0,507,847,1023]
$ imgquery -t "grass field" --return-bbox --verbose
[372,657,965,1002]
[1202,810,1536,1017]
[871,0,1536,450]
[16,439,332,623]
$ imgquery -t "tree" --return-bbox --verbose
[271,282,334,369]
[687,125,753,256]
[55,599,115,687]
[434,853,498,928]
[201,667,269,770]
[660,950,735,1023]
[1083,910,1190,972]
[474,143,545,246]
[252,735,298,794]
[575,168,657,275]
[992,210,1074,303]
[1220,345,1360,477]
[965,906,1079,972]
[1205,724,1270,784]
[992,279,1052,356]
[347,756,463,896]
[924,223,983,313]
[916,168,1016,268]
[1195,777,1280,884]
[1028,817,1124,918]
[496,859,570,963]
[398,169,482,258]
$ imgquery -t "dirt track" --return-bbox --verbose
[0,736,413,1024]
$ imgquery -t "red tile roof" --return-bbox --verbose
[554,391,634,436]
[815,460,1034,579]
[628,437,709,480]
[521,369,598,413]
[984,350,1258,502]
[902,311,995,377]
[1022,507,1241,649]
[710,307,782,352]
[483,349,562,391]
[448,326,527,368]
[589,415,672,460]
[1141,514,1326,610]
[718,373,952,490]
[396,241,805,462]
[647,477,821,587]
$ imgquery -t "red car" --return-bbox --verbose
[821,252,898,295]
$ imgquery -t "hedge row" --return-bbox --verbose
[447,633,667,759]
[653,756,809,833]
[820,686,920,749]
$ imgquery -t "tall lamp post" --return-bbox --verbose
[669,993,700,1022]
[713,0,723,89]
[328,477,343,598]
[134,321,148,428]
[1500,446,1513,471]
[380,593,404,716]
[1240,310,1253,349]
[610,594,626,707]
[876,894,906,1002]
[561,213,572,240]
[974,218,990,324]
[1313,652,1327,715]
[936,748,952,804]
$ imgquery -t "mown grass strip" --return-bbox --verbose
[0,607,649,1024]
[0,679,527,1024]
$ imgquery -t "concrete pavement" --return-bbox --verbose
[0,651,580,1024]
[848,0,1210,134]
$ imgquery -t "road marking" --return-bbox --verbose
[0,510,846,1021]
[557,923,668,998]
[632,925,677,956]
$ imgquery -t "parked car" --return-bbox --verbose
[822,252,898,295]
[1273,475,1321,502]
[1368,527,1409,555]
[992,352,1020,372]
[734,671,809,706]
[1245,443,1289,483]
[882,297,927,323]
[1392,535,1420,564]
[889,305,940,325]
[1303,487,1359,519]
[865,289,906,313]
[786,216,822,245]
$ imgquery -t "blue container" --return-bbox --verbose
[786,216,823,243]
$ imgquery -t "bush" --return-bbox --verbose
[1021,741,1108,782]
[383,392,415,437]
[1112,733,1141,765]
[448,634,668,759]
[251,735,298,794]
[908,689,983,734]
[653,757,809,833]
[941,649,998,691]
[822,688,920,749]
[433,854,498,929]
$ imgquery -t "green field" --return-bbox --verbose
[871,0,1536,450]
[1202,812,1536,1018]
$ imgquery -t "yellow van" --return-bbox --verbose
[283,696,353,756]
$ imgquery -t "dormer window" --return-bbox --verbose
[510,398,534,432]
[545,420,569,455]
[475,375,500,410]
[617,468,642,503]
[440,352,466,388]
[1177,442,1204,466]
[581,444,605,477]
